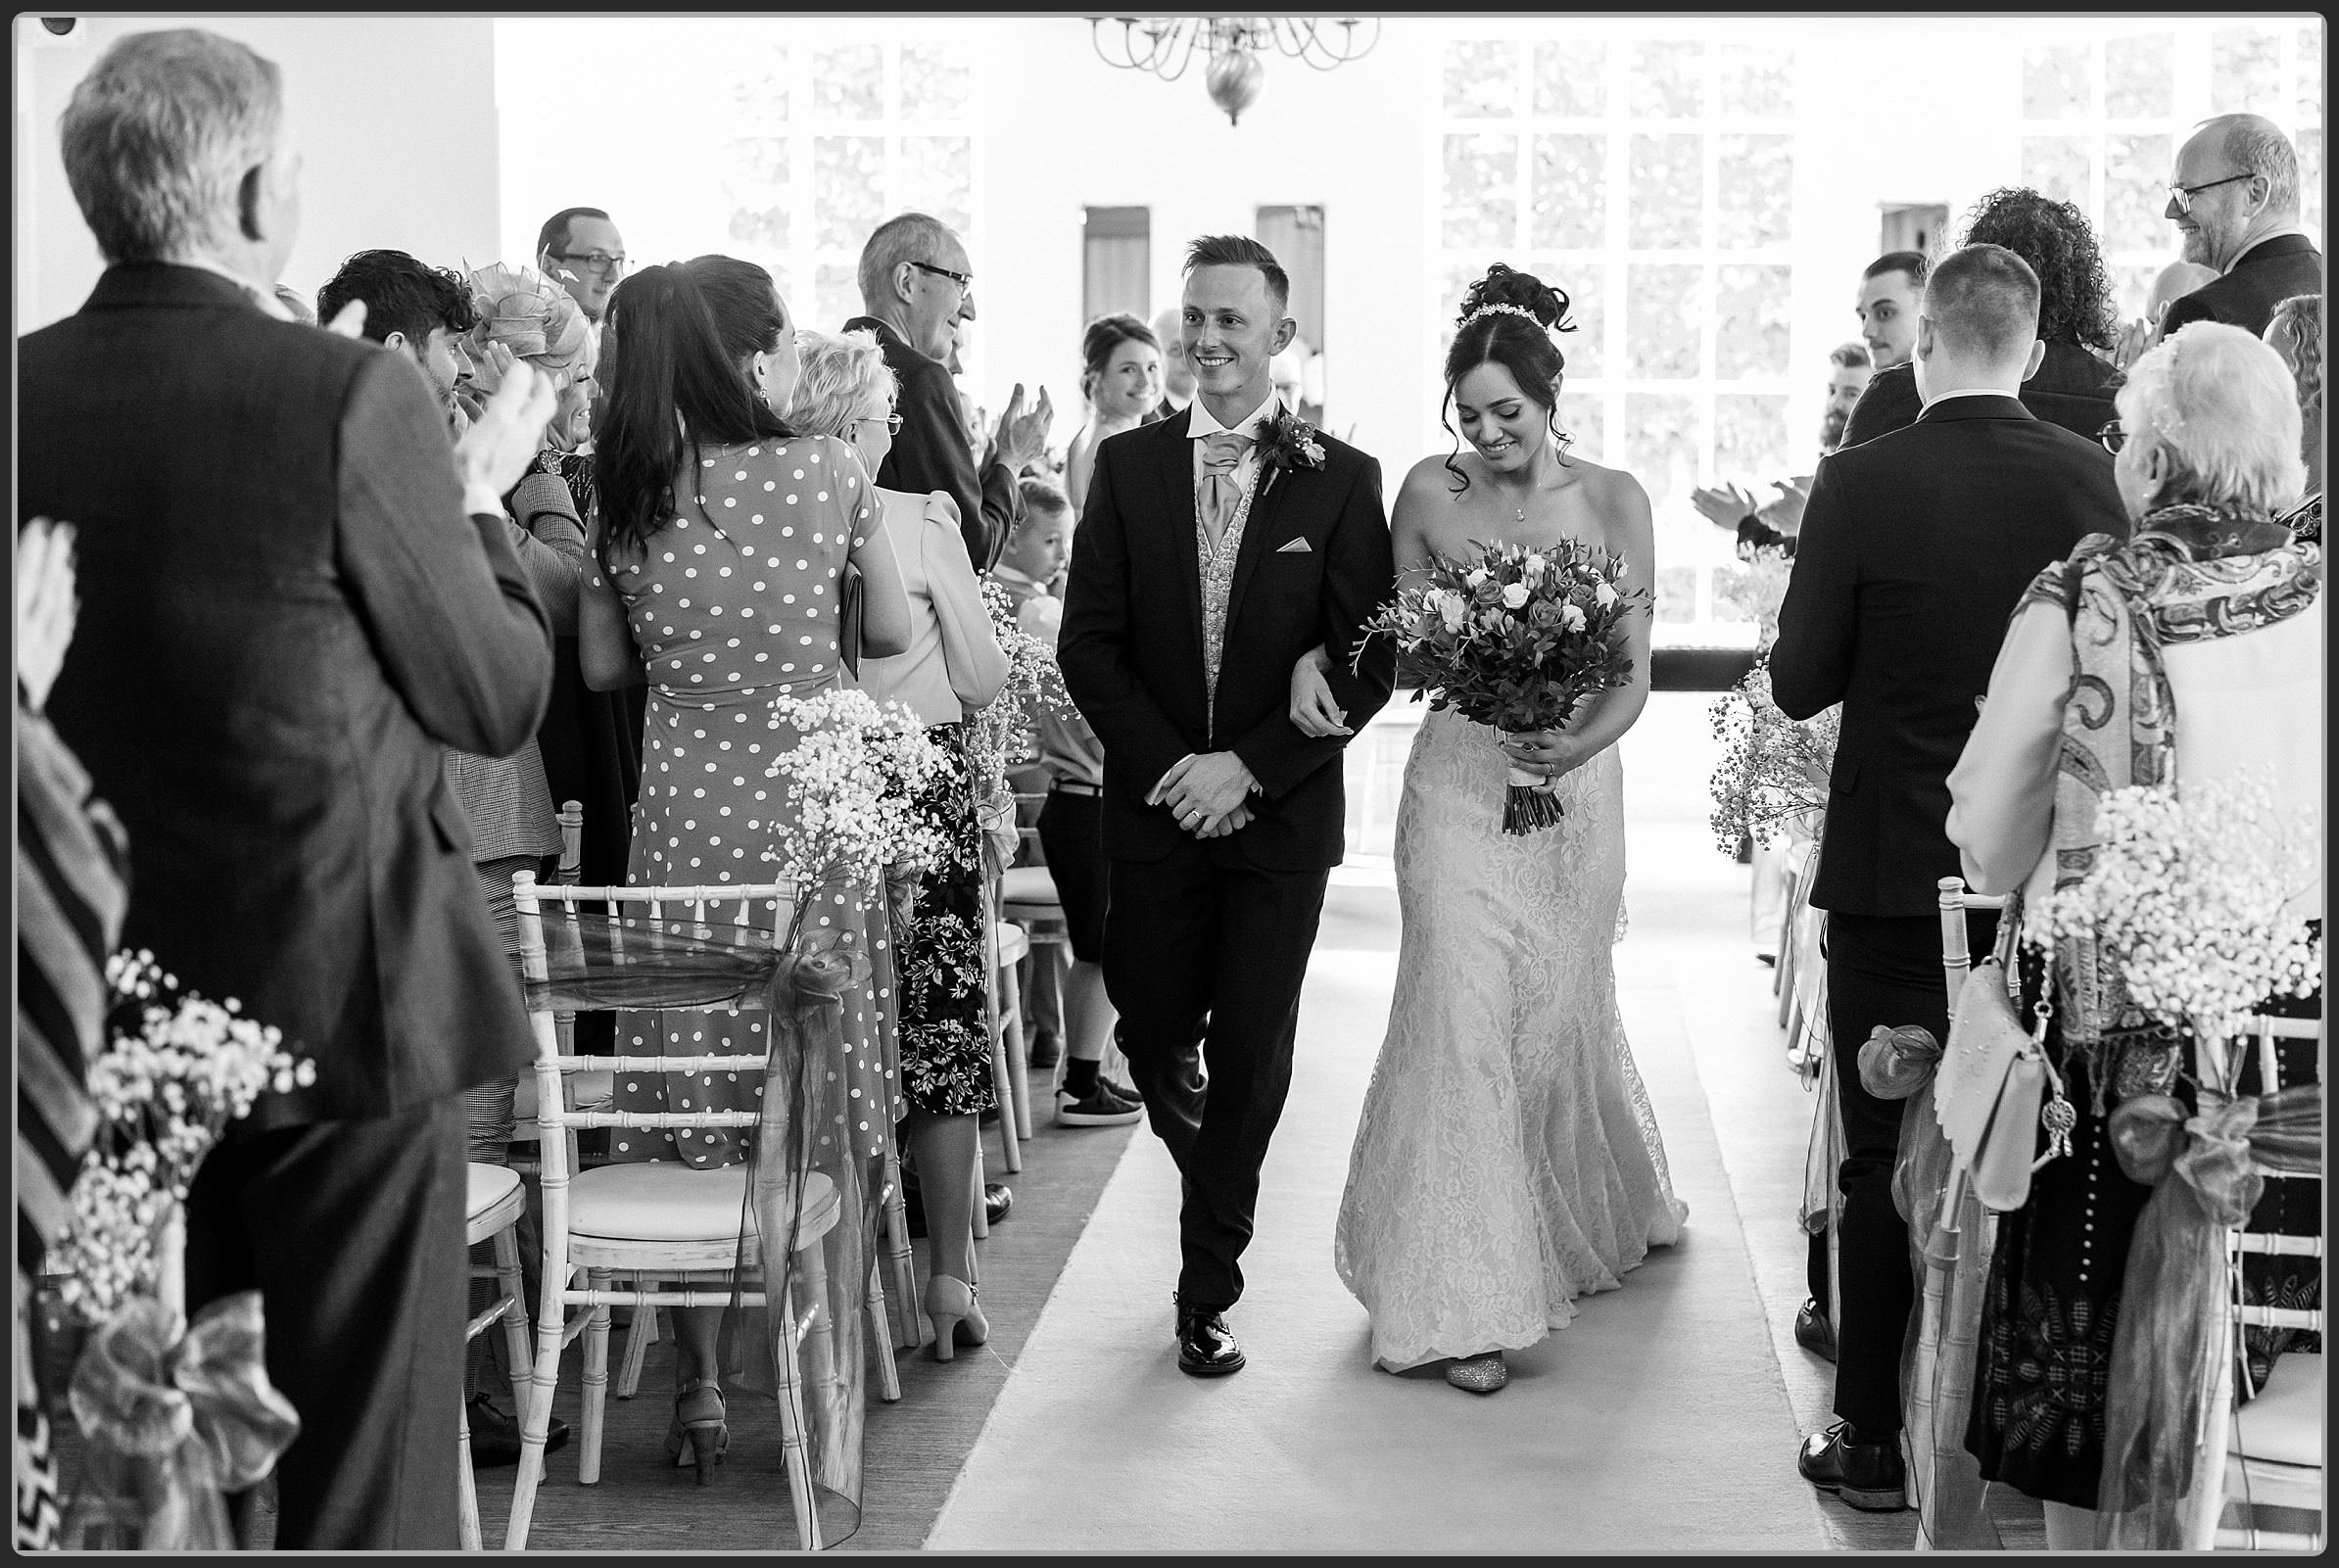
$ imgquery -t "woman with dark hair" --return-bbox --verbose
[1324,263,1687,1395]
[1841,187,2126,447]
[1062,311,1164,521]
[578,254,912,1480]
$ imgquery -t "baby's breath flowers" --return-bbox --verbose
[964,581,1076,873]
[760,687,950,887]
[1707,663,1839,857]
[52,953,314,1323]
[2026,770,2321,1055]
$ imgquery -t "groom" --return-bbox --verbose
[1059,235,1396,1376]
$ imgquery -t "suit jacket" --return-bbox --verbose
[2161,233,2323,337]
[1768,395,2127,919]
[1841,342,2124,449]
[20,263,553,1128]
[1058,406,1397,872]
[843,314,1020,572]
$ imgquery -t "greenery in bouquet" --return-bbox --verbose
[1355,537,1650,833]
[1706,661,1839,857]
[2024,770,2321,1067]
[761,688,950,894]
[51,953,314,1326]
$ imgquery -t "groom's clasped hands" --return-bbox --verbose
[1149,750,1260,839]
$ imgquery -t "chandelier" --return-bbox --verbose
[1088,17,1381,126]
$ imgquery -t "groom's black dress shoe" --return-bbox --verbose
[1797,1422,1907,1511]
[1174,1302,1245,1378]
[1793,1297,1838,1363]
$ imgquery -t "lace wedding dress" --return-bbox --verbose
[1334,706,1688,1369]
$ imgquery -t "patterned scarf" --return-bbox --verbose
[2024,501,2320,1098]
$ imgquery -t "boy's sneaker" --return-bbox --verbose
[1057,1081,1143,1126]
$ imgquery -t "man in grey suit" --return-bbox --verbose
[20,29,559,1548]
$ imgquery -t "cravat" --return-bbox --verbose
[1197,431,1253,550]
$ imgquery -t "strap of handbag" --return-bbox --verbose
[838,558,865,680]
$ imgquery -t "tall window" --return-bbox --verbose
[1258,205,1327,424]
[1082,206,1150,326]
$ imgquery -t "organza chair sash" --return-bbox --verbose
[2095,1080,2321,1550]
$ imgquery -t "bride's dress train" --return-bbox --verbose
[1334,707,1687,1370]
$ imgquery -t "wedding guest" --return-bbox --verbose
[1064,312,1165,523]
[1854,251,1927,371]
[1946,322,2319,1550]
[21,28,560,1547]
[2159,115,2323,337]
[788,326,1012,1348]
[994,479,1143,1125]
[1770,242,2127,1511]
[581,259,912,1469]
[15,518,128,1553]
[316,248,479,423]
[2107,258,2221,366]
[844,212,1052,571]
[2265,293,2322,543]
[535,206,625,325]
[1694,342,1872,555]
[1151,302,1196,421]
[1844,189,2124,448]
[991,478,1072,1069]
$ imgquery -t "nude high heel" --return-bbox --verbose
[664,1378,729,1485]
[922,1274,988,1360]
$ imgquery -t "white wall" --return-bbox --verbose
[14,14,501,331]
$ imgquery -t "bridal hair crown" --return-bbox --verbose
[1461,302,1550,331]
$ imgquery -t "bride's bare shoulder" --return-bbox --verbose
[1561,454,1652,516]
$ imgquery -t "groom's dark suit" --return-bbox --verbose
[1060,404,1396,1311]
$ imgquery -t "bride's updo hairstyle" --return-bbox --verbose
[1441,262,1575,495]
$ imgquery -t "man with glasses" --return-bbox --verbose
[846,211,1053,571]
[535,206,626,325]
[2156,114,2321,338]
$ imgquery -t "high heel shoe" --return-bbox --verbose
[1445,1353,1508,1395]
[663,1379,729,1485]
[922,1274,989,1361]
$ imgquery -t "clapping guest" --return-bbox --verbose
[1063,312,1164,523]
[789,327,1017,1352]
[1947,323,2320,1549]
[1695,342,1871,555]
[2107,259,2222,367]
[2265,294,2322,543]
[316,248,480,423]
[1844,189,2124,448]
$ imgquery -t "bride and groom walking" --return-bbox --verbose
[1057,239,1685,1395]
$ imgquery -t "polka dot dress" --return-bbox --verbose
[590,436,900,1167]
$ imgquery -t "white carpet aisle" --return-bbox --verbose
[928,700,1833,1552]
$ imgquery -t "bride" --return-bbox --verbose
[1308,264,1687,1395]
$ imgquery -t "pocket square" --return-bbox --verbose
[1275,537,1313,554]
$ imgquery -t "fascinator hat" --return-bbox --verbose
[464,261,593,381]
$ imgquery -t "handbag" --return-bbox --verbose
[1932,902,2076,1212]
[838,559,865,680]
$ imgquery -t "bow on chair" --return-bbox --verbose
[2095,1082,2322,1550]
[66,1290,300,1550]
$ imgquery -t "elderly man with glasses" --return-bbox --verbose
[845,211,1053,572]
[534,205,626,324]
[2154,114,2323,339]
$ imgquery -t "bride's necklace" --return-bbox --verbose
[1496,436,1566,523]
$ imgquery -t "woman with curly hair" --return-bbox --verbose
[1841,187,2125,447]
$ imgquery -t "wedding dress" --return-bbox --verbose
[1334,706,1688,1369]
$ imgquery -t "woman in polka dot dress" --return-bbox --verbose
[579,256,914,1474]
[789,329,1012,1357]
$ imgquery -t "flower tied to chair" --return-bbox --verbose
[2095,1079,2321,1549]
[66,1291,300,1549]
[1858,1022,1942,1102]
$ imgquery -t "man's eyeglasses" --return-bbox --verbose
[548,251,628,276]
[2098,420,2127,454]
[854,412,906,436]
[910,260,973,291]
[2166,173,2253,214]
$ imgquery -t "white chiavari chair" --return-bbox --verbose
[455,1164,533,1549]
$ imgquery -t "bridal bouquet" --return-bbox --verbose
[1706,662,1839,856]
[50,952,310,1549]
[761,689,950,894]
[1355,537,1649,833]
[2023,770,2321,1069]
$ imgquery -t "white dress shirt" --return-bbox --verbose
[1185,389,1281,500]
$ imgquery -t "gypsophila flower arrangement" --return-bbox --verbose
[51,953,313,1324]
[2025,769,2321,1064]
[761,688,949,891]
[1355,536,1649,832]
[1710,544,1795,650]
[964,580,1076,874]
[1706,662,1839,857]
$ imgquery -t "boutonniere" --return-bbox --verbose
[1256,408,1326,499]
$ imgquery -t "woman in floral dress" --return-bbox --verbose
[581,255,912,1479]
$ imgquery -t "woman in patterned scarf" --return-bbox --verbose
[2264,293,2321,546]
[1944,322,2321,1548]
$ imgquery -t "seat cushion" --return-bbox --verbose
[2233,1351,2323,1468]
[466,1162,524,1223]
[998,866,1061,911]
[568,1163,836,1245]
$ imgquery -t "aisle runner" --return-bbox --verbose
[928,891,1831,1552]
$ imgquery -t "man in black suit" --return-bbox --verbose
[2160,113,2323,337]
[20,29,558,1549]
[1769,243,2128,1510]
[1060,235,1397,1377]
[844,211,1052,571]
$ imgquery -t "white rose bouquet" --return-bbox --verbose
[1354,537,1650,832]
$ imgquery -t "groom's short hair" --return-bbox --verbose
[1184,234,1289,313]
[1925,243,2040,363]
